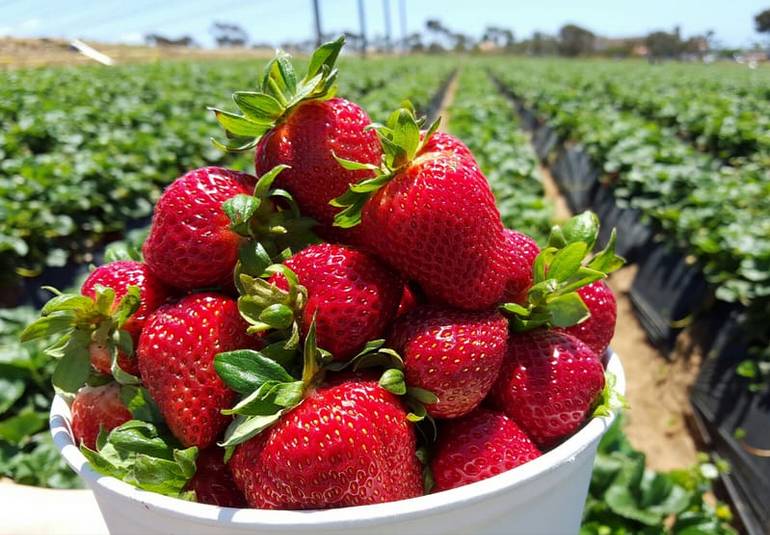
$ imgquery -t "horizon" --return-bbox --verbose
[1,0,768,50]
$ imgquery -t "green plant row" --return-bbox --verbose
[0,57,454,291]
[447,65,552,243]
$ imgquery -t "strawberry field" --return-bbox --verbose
[1,47,766,534]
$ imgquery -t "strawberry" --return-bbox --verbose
[491,329,605,448]
[255,97,381,241]
[389,306,508,419]
[502,229,540,305]
[241,243,402,361]
[431,408,541,492]
[333,106,510,311]
[185,448,247,507]
[229,375,422,509]
[211,38,380,244]
[420,130,477,164]
[559,280,617,356]
[396,284,420,317]
[71,383,132,449]
[81,261,172,375]
[137,293,259,448]
[143,167,256,290]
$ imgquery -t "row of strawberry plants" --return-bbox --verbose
[489,61,770,310]
[0,57,453,295]
[507,59,770,160]
[447,65,551,242]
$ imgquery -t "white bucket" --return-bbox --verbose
[50,352,625,535]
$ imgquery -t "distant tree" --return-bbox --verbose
[528,31,559,56]
[558,24,595,56]
[406,32,424,52]
[145,34,197,47]
[482,26,515,50]
[646,30,682,60]
[210,22,249,47]
[755,9,770,33]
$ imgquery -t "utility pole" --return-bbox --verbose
[357,0,367,58]
[312,0,322,47]
[382,0,392,53]
[398,0,407,53]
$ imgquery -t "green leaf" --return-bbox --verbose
[223,194,259,231]
[561,211,600,249]
[232,92,283,124]
[258,303,295,330]
[548,242,588,282]
[500,302,530,317]
[332,153,380,172]
[220,411,285,447]
[407,386,439,405]
[390,107,421,162]
[547,292,590,327]
[0,376,25,415]
[119,386,163,424]
[253,164,290,199]
[306,36,344,79]
[209,108,268,137]
[0,407,47,444]
[113,286,141,327]
[214,350,295,395]
[589,229,626,275]
[40,293,93,316]
[80,420,198,498]
[19,312,74,342]
[379,368,407,395]
[51,330,92,393]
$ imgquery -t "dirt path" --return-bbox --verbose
[435,70,460,132]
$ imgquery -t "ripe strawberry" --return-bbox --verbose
[71,383,132,450]
[420,131,476,163]
[502,229,540,305]
[81,261,172,375]
[229,375,422,509]
[333,106,510,310]
[263,243,402,361]
[396,284,419,317]
[185,448,247,507]
[137,293,259,448]
[389,306,508,419]
[559,280,617,356]
[431,408,541,492]
[256,97,381,240]
[211,38,380,244]
[143,167,256,290]
[491,329,605,448]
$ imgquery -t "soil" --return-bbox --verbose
[0,37,273,68]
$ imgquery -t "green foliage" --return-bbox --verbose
[0,306,81,488]
[581,418,736,534]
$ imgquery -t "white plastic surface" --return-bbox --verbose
[50,352,625,535]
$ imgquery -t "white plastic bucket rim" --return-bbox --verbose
[50,351,625,530]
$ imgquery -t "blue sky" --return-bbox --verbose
[0,0,768,48]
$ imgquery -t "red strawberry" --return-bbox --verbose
[491,329,604,448]
[266,243,402,361]
[396,284,419,318]
[420,131,476,163]
[71,383,132,450]
[81,261,172,375]
[389,306,508,419]
[431,408,541,492]
[137,293,259,448]
[185,448,247,507]
[256,97,381,241]
[358,152,509,310]
[143,167,256,290]
[230,375,422,509]
[502,229,540,305]
[559,280,617,356]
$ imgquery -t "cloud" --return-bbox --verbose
[19,18,41,31]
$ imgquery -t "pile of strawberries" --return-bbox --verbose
[26,38,623,510]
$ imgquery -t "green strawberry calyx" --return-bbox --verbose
[501,211,625,331]
[81,420,198,500]
[330,101,441,228]
[222,165,318,293]
[209,37,344,153]
[19,284,142,393]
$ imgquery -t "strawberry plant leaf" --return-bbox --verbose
[379,368,407,395]
[306,36,344,80]
[232,91,283,123]
[547,242,588,282]
[547,293,590,328]
[214,349,295,395]
[220,412,285,448]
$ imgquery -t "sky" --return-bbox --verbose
[0,0,768,49]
